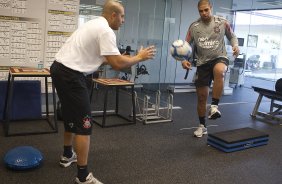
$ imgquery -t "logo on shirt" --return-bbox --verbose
[198,37,220,49]
[214,25,220,33]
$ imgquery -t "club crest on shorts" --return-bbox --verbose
[82,115,92,129]
[68,123,74,128]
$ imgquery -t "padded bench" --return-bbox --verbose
[251,86,282,123]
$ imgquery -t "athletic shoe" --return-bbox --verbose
[75,172,103,184]
[194,124,207,138]
[59,151,77,167]
[208,105,221,120]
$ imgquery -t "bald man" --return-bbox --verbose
[50,1,156,183]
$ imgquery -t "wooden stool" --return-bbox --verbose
[92,78,136,128]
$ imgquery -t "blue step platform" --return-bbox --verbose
[207,127,269,153]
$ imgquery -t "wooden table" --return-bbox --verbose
[92,78,136,128]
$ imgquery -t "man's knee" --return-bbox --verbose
[213,63,227,79]
[215,70,225,79]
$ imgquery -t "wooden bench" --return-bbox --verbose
[251,86,282,123]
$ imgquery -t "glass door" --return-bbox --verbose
[117,0,183,103]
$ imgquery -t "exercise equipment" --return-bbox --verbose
[275,78,282,93]
[251,86,282,123]
[207,127,269,153]
[229,54,246,88]
[4,146,43,170]
[135,90,173,124]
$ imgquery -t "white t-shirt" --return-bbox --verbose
[55,17,120,75]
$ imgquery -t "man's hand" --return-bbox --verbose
[181,60,192,70]
[136,45,156,61]
[232,46,240,58]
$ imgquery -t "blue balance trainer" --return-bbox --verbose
[4,146,43,170]
[207,127,269,153]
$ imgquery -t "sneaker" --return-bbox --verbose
[194,124,207,138]
[208,105,221,120]
[59,151,77,167]
[75,172,103,184]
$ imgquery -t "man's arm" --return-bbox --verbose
[104,45,156,70]
[225,21,240,57]
[182,26,194,70]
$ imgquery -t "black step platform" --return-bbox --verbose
[207,127,269,153]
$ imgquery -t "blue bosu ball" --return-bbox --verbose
[4,146,43,170]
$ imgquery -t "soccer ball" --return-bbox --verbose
[170,40,192,61]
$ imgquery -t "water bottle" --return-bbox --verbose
[38,61,44,69]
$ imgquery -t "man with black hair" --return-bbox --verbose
[182,0,239,138]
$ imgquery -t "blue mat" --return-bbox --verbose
[0,80,42,120]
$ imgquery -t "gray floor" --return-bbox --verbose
[0,83,282,184]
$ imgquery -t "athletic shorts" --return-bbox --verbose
[194,57,229,87]
[50,61,93,135]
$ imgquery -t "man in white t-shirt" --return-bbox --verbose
[50,1,156,183]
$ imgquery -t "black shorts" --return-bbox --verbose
[194,57,229,87]
[50,61,93,135]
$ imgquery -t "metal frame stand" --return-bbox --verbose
[135,90,173,124]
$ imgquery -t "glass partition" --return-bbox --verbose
[128,0,181,97]
[123,0,188,103]
[78,0,282,102]
[232,0,282,90]
[78,0,181,106]
[87,0,183,102]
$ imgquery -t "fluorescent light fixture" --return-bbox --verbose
[220,7,233,11]
[257,0,282,6]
